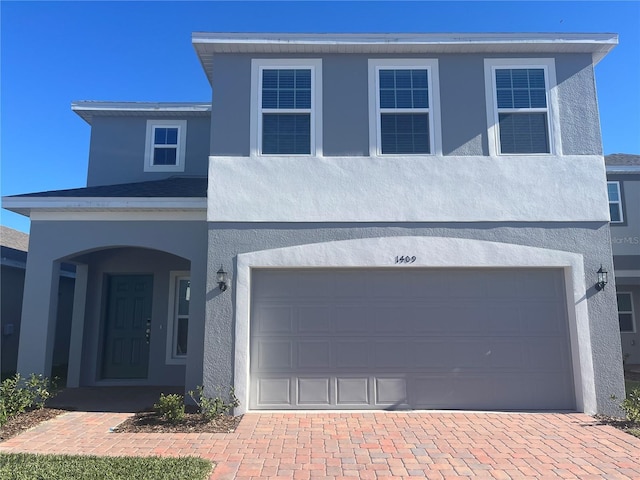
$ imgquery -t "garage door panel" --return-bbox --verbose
[255,339,293,370]
[375,378,408,405]
[297,340,331,368]
[335,306,369,333]
[335,341,369,368]
[250,268,574,410]
[298,305,332,333]
[256,377,291,405]
[374,340,409,368]
[337,378,369,404]
[256,305,293,333]
[298,378,331,405]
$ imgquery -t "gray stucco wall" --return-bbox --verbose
[209,52,602,157]
[205,221,624,415]
[86,116,211,187]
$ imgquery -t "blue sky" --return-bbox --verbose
[2,1,639,233]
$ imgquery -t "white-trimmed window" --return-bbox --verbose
[484,58,560,155]
[250,59,322,156]
[144,120,187,172]
[607,181,624,223]
[166,272,190,364]
[617,292,636,333]
[368,59,441,155]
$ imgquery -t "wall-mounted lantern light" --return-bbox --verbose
[217,265,229,291]
[595,265,608,291]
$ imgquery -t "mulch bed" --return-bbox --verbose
[0,408,66,442]
[112,409,242,434]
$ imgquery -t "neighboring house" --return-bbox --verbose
[0,226,75,380]
[606,154,640,365]
[2,33,626,415]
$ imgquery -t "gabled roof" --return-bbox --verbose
[2,177,208,217]
[72,101,211,125]
[0,226,29,252]
[605,154,640,174]
[192,32,618,84]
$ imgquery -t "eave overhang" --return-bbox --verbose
[192,32,618,84]
[2,197,207,217]
[72,101,211,125]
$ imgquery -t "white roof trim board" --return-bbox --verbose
[192,32,618,83]
[72,102,211,124]
[2,197,207,217]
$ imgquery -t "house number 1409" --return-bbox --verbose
[395,256,416,264]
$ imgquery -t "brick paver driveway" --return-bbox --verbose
[2,411,640,479]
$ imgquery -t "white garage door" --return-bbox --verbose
[249,268,575,410]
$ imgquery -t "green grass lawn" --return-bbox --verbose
[0,453,212,480]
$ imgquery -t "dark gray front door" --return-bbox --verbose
[102,275,153,379]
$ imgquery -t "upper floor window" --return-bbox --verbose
[144,120,187,172]
[484,59,560,156]
[368,59,441,155]
[251,59,322,156]
[617,292,635,333]
[607,181,624,223]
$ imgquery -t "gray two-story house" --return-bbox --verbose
[2,33,625,415]
[607,154,640,365]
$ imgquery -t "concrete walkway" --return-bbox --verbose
[2,411,640,479]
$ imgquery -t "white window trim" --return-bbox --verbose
[607,181,624,223]
[144,120,187,172]
[165,271,190,365]
[368,59,442,156]
[618,292,636,334]
[484,58,562,156]
[250,58,323,157]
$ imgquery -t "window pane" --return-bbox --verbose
[619,313,634,333]
[176,317,188,355]
[610,204,621,222]
[153,147,177,165]
[607,183,620,201]
[379,69,429,110]
[617,294,632,312]
[263,113,310,154]
[166,128,178,145]
[178,280,190,316]
[496,68,547,109]
[154,128,167,144]
[498,113,549,154]
[154,128,178,146]
[262,68,311,110]
[380,113,430,154]
[379,70,395,89]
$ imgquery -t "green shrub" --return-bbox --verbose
[0,373,57,427]
[621,387,640,423]
[154,393,185,423]
[188,385,239,420]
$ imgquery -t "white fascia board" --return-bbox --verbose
[606,166,640,174]
[192,32,618,47]
[71,102,211,124]
[2,197,207,217]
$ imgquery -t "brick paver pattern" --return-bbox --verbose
[1,411,640,479]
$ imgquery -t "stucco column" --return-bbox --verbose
[184,250,208,394]
[16,255,61,378]
[66,263,88,388]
